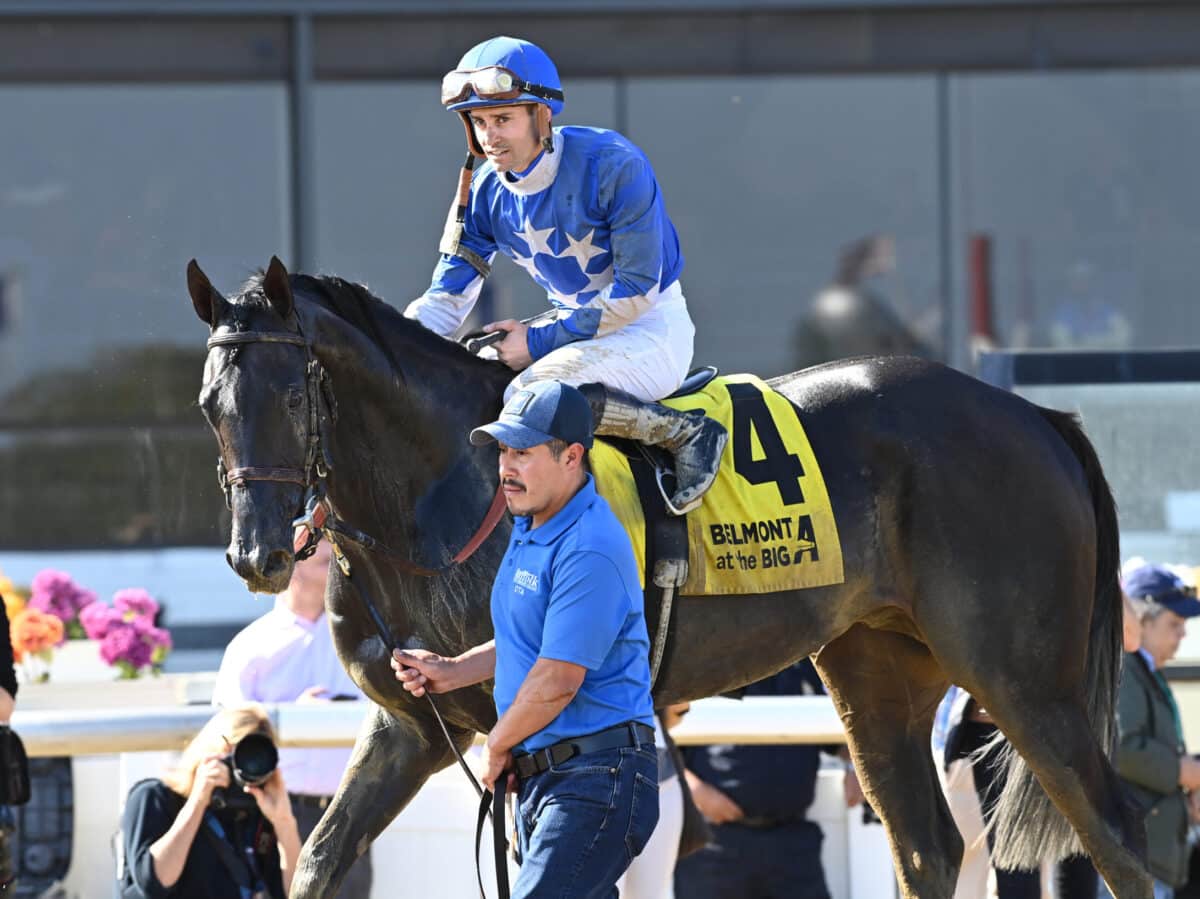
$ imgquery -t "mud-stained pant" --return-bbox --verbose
[503,285,695,404]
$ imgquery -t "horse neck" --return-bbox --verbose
[314,312,511,568]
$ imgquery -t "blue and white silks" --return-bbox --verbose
[405,126,685,361]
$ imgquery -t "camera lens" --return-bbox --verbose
[232,733,278,787]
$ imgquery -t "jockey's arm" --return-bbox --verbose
[525,154,666,361]
[404,208,498,337]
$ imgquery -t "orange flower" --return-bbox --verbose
[11,608,64,663]
[0,569,28,620]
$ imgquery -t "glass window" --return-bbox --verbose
[626,75,943,379]
[952,71,1200,353]
[0,84,291,548]
[1018,380,1200,661]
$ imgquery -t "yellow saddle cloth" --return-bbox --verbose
[591,374,845,596]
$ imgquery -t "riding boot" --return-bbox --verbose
[578,383,728,515]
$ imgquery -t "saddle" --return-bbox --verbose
[590,370,847,689]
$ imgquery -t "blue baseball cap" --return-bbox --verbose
[1123,563,1200,618]
[470,380,593,450]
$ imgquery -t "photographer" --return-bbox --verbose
[119,704,301,899]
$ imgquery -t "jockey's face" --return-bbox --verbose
[497,440,587,528]
[469,104,543,173]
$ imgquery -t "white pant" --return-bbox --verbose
[617,772,683,899]
[504,284,696,403]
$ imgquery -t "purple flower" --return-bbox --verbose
[79,602,121,641]
[113,588,159,623]
[29,570,96,629]
[99,624,153,670]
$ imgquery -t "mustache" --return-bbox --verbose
[502,478,526,491]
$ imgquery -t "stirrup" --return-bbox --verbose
[653,465,704,516]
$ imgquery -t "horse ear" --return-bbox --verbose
[186,259,221,325]
[262,256,294,319]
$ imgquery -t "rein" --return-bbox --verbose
[206,315,512,898]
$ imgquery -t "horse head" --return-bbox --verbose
[189,256,312,593]
[188,255,514,598]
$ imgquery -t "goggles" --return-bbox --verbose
[441,65,564,107]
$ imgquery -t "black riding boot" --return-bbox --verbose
[579,383,727,515]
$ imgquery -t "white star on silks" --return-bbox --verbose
[560,229,607,271]
[508,217,614,301]
[515,217,557,259]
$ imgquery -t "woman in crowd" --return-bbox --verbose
[120,703,301,899]
[1109,563,1200,899]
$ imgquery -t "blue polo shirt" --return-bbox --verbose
[491,474,654,753]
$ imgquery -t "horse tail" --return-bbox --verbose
[989,406,1123,870]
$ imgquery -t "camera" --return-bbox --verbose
[209,732,279,813]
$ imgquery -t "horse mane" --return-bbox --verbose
[236,269,507,375]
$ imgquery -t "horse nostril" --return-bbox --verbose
[225,551,237,572]
[262,548,292,580]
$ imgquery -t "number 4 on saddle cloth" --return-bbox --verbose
[590,372,845,598]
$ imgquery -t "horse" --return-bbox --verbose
[187,256,1150,899]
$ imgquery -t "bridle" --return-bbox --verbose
[206,314,505,576]
[206,307,512,898]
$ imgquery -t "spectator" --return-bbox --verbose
[119,703,300,898]
[936,689,1040,898]
[212,538,371,898]
[1047,261,1131,350]
[1108,563,1200,899]
[674,659,849,899]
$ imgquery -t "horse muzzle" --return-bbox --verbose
[227,541,295,594]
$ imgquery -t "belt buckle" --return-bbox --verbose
[536,747,558,774]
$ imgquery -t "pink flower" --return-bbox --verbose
[80,602,121,641]
[99,624,153,670]
[29,570,96,633]
[113,589,159,623]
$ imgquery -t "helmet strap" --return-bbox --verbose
[458,111,486,158]
[536,105,554,153]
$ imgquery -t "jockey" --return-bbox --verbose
[404,35,727,515]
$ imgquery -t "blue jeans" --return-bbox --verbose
[674,819,830,899]
[513,744,659,899]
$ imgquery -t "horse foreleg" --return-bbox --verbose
[814,624,959,899]
[289,701,471,899]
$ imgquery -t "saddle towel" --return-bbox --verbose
[591,374,845,596]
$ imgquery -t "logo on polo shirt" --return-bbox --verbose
[513,568,539,593]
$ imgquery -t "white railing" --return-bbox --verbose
[33,694,892,899]
[13,695,847,756]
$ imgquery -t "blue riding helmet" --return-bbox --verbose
[442,36,564,116]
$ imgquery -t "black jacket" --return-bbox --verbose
[120,779,284,899]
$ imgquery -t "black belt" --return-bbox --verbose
[732,814,805,830]
[513,721,655,781]
[289,793,332,810]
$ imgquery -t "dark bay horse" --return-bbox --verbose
[187,257,1149,899]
